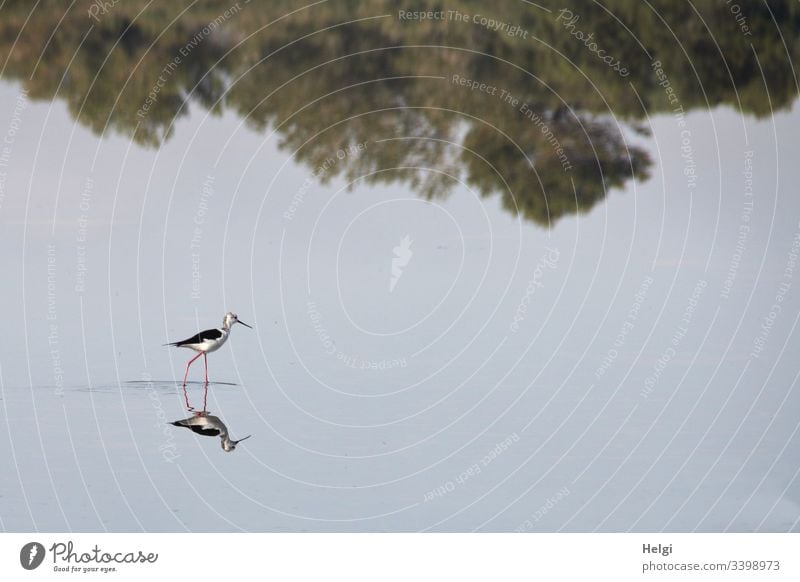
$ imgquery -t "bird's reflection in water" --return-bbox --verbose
[171,412,252,452]
[172,382,251,453]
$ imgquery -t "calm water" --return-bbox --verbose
[1,0,799,532]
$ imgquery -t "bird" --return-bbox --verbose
[165,312,252,385]
[171,412,251,452]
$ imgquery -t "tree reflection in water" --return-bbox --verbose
[2,0,797,225]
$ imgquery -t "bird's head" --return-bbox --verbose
[224,312,253,330]
[222,434,251,452]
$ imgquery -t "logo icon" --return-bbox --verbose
[20,542,45,570]
[390,235,414,292]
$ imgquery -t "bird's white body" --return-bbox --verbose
[178,328,230,353]
[166,312,251,384]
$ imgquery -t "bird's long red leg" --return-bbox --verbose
[202,381,208,412]
[204,353,209,384]
[183,352,203,386]
[183,382,192,411]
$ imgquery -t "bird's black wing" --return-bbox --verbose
[170,421,221,437]
[166,328,222,347]
[188,426,221,437]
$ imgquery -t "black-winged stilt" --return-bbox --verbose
[165,312,252,385]
[171,412,251,452]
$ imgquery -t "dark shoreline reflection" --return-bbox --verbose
[1,1,797,225]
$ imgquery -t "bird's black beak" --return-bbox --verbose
[234,435,251,445]
[238,320,253,329]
